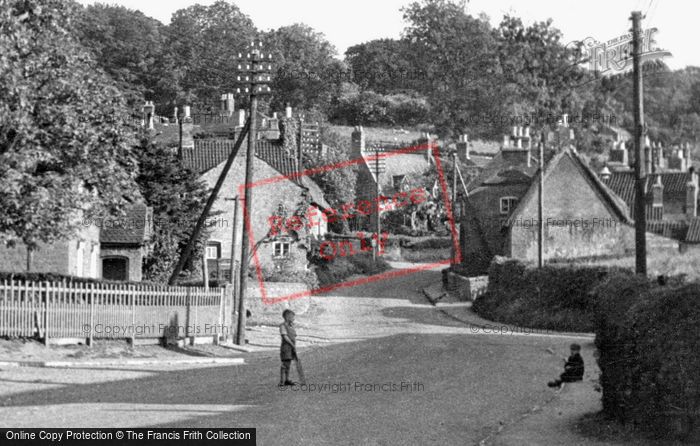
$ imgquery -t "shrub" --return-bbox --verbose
[314,253,390,287]
[472,256,632,332]
[262,268,319,289]
[593,277,700,440]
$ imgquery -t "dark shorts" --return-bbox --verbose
[280,342,296,361]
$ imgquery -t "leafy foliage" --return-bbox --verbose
[74,3,174,110]
[0,0,139,249]
[134,135,210,282]
[262,24,348,114]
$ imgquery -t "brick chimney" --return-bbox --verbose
[178,105,194,158]
[501,126,531,167]
[686,169,698,217]
[236,109,246,128]
[684,142,692,172]
[610,140,628,165]
[285,103,293,119]
[172,106,179,124]
[220,93,235,117]
[653,141,665,172]
[456,134,469,162]
[644,136,652,175]
[351,126,365,159]
[142,101,155,130]
[651,175,664,208]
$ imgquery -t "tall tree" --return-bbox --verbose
[402,0,501,137]
[167,0,257,110]
[0,0,139,250]
[74,3,176,111]
[262,23,347,114]
[345,38,417,94]
[134,136,210,282]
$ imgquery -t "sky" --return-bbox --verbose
[78,0,691,69]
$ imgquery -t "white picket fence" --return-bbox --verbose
[0,280,234,343]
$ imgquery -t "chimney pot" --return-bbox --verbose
[285,104,292,118]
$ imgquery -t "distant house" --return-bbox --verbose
[0,222,101,279]
[99,204,153,281]
[350,126,434,230]
[174,106,329,281]
[459,125,666,274]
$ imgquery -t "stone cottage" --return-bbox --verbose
[459,125,655,274]
[0,221,101,278]
[350,126,435,231]
[176,107,329,281]
[99,204,153,281]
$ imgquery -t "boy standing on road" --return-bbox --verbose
[547,343,584,388]
[279,309,297,387]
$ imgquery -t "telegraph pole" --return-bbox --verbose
[235,42,273,345]
[374,151,381,261]
[451,150,458,265]
[631,11,647,276]
[538,133,545,268]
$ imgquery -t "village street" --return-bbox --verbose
[0,264,606,445]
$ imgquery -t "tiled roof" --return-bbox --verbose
[255,140,298,177]
[647,219,689,241]
[100,204,151,245]
[183,140,234,173]
[184,139,299,177]
[467,151,538,192]
[686,218,700,243]
[505,148,632,227]
[184,138,329,209]
[604,171,693,215]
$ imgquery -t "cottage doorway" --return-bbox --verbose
[102,257,129,281]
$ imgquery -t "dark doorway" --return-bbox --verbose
[102,257,129,281]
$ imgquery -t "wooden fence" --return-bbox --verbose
[0,280,234,343]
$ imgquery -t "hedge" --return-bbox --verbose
[472,256,632,332]
[473,256,700,440]
[593,276,700,440]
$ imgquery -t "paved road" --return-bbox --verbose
[0,265,598,445]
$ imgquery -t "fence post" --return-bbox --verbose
[185,287,191,344]
[88,282,94,347]
[43,281,49,345]
[216,287,225,345]
[130,284,136,346]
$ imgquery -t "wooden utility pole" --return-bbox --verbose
[235,42,272,345]
[202,246,209,289]
[631,11,647,276]
[538,133,545,268]
[236,93,258,346]
[373,151,381,261]
[167,120,249,285]
[451,150,458,265]
[226,196,239,284]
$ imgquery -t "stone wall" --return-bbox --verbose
[244,282,311,325]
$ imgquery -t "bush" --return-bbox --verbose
[472,256,632,332]
[593,277,700,440]
[314,253,390,287]
[262,268,319,289]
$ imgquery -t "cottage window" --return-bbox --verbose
[273,241,291,259]
[205,242,221,259]
[392,175,405,189]
[500,197,518,215]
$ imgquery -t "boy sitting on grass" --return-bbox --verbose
[279,309,297,387]
[547,343,584,388]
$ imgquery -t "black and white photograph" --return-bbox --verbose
[0,0,698,444]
